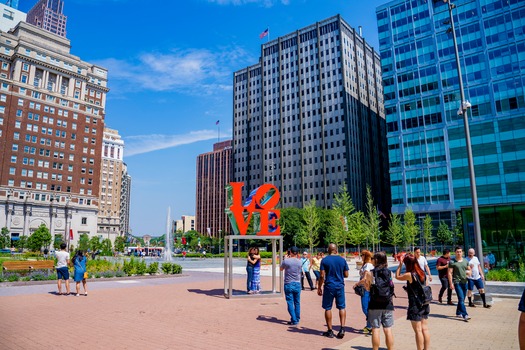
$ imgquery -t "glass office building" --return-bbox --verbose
[377,0,525,263]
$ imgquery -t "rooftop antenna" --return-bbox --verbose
[359,26,363,37]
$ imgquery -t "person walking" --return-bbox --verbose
[301,251,315,291]
[448,246,472,321]
[72,250,88,296]
[318,243,349,339]
[368,251,395,350]
[280,246,302,325]
[436,248,454,305]
[55,243,70,295]
[414,247,433,283]
[311,252,323,289]
[354,250,374,334]
[466,248,491,308]
[396,253,430,350]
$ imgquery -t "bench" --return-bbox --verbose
[2,260,55,276]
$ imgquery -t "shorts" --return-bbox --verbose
[322,287,346,310]
[467,278,484,291]
[368,309,394,329]
[56,267,69,280]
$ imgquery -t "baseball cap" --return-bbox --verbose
[290,246,299,254]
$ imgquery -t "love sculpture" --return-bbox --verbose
[225,182,281,236]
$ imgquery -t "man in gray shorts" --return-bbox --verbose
[367,252,394,350]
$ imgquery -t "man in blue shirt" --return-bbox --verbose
[318,243,349,339]
[280,246,302,325]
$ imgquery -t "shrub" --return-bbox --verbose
[486,268,518,282]
[115,270,125,278]
[136,260,147,275]
[172,263,182,274]
[161,263,172,274]
[7,274,19,282]
[29,271,47,281]
[148,262,159,274]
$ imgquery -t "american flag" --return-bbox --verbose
[259,28,269,39]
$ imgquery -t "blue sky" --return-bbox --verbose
[19,0,386,236]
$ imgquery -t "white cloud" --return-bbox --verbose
[124,130,232,156]
[97,46,254,95]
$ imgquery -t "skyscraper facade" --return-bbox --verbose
[26,0,67,38]
[98,127,126,242]
[377,0,525,255]
[233,15,390,212]
[0,22,108,245]
[196,140,233,238]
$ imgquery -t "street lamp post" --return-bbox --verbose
[443,0,483,259]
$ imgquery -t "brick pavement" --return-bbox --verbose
[0,272,521,350]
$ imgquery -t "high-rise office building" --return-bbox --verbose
[196,140,233,238]
[0,21,108,245]
[233,15,390,212]
[1,0,19,10]
[98,127,127,242]
[0,2,25,32]
[377,0,524,256]
[26,0,67,38]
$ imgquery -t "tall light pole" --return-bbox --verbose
[443,0,482,259]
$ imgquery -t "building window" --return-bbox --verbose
[81,217,87,225]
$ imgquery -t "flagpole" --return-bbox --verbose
[268,25,270,42]
[217,120,220,143]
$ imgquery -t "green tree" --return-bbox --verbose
[100,238,112,256]
[89,236,101,253]
[298,199,320,252]
[332,183,355,254]
[437,220,453,252]
[403,209,419,251]
[364,185,381,252]
[327,210,346,250]
[77,233,90,251]
[0,227,10,248]
[53,234,64,249]
[384,213,404,254]
[279,207,305,248]
[422,215,434,253]
[13,235,27,250]
[347,211,367,251]
[453,212,464,246]
[114,236,126,253]
[27,224,52,252]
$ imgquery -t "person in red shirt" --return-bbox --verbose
[436,249,453,305]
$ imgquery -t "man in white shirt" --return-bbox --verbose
[55,243,70,295]
[467,248,491,308]
[414,247,432,282]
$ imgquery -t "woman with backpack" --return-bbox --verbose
[353,250,374,333]
[367,251,395,350]
[395,253,430,350]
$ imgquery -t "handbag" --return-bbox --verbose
[83,272,88,279]
[354,284,366,297]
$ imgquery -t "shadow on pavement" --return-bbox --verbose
[187,288,225,298]
[256,315,287,325]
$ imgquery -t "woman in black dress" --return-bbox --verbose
[395,253,430,350]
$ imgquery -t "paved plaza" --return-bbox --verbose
[0,258,522,349]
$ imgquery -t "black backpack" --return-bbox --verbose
[370,268,395,303]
